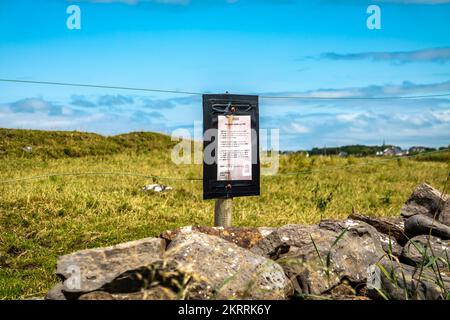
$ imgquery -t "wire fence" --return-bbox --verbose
[0,148,448,185]
[275,148,450,177]
[0,78,449,185]
[2,78,450,100]
[0,172,202,184]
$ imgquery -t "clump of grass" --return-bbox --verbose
[372,234,450,300]
[310,228,348,287]
[312,183,335,216]
[380,189,394,205]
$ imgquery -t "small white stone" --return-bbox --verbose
[181,226,193,233]
[259,228,274,237]
[379,236,390,244]
[344,219,359,228]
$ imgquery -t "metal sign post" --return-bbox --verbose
[203,94,260,227]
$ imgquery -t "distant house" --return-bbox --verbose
[383,147,405,156]
[338,151,348,157]
[409,146,427,154]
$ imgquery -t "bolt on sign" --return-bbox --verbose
[203,94,260,200]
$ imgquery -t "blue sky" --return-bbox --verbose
[0,0,449,150]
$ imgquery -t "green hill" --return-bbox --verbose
[0,128,177,159]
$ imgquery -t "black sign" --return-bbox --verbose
[203,94,260,200]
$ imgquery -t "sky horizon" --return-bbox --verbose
[0,0,449,150]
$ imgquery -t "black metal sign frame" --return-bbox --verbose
[203,94,260,200]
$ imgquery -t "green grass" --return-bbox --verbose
[0,128,449,299]
[414,151,450,163]
[0,128,176,159]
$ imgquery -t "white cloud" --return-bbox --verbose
[320,47,450,64]
[290,123,310,134]
[2,78,449,150]
[261,80,450,105]
[430,109,450,122]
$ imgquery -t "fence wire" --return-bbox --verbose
[0,78,448,184]
[2,78,450,100]
[0,148,448,185]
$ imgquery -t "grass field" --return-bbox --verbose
[0,128,449,299]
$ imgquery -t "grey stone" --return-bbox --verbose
[438,199,450,227]
[321,219,403,257]
[164,230,293,300]
[328,282,356,296]
[96,260,188,297]
[401,183,448,219]
[404,214,450,239]
[78,287,177,300]
[45,283,66,300]
[251,224,321,259]
[56,237,166,298]
[111,287,177,300]
[78,291,114,300]
[377,232,403,258]
[161,225,273,249]
[402,235,449,268]
[349,213,408,245]
[252,220,385,295]
[368,257,450,300]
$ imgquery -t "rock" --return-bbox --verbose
[401,183,448,219]
[142,184,172,193]
[45,283,66,300]
[97,261,187,297]
[160,226,274,249]
[348,213,408,245]
[112,287,177,300]
[56,237,165,298]
[328,282,356,296]
[258,227,277,238]
[300,290,371,300]
[329,295,371,301]
[121,287,177,300]
[164,230,293,300]
[78,291,114,300]
[439,200,450,227]
[402,235,449,268]
[404,214,450,239]
[401,183,450,228]
[368,257,450,300]
[251,224,321,259]
[315,282,370,300]
[377,233,403,258]
[320,219,401,257]
[251,221,385,295]
[78,287,177,300]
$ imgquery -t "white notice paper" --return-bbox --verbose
[217,115,252,181]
